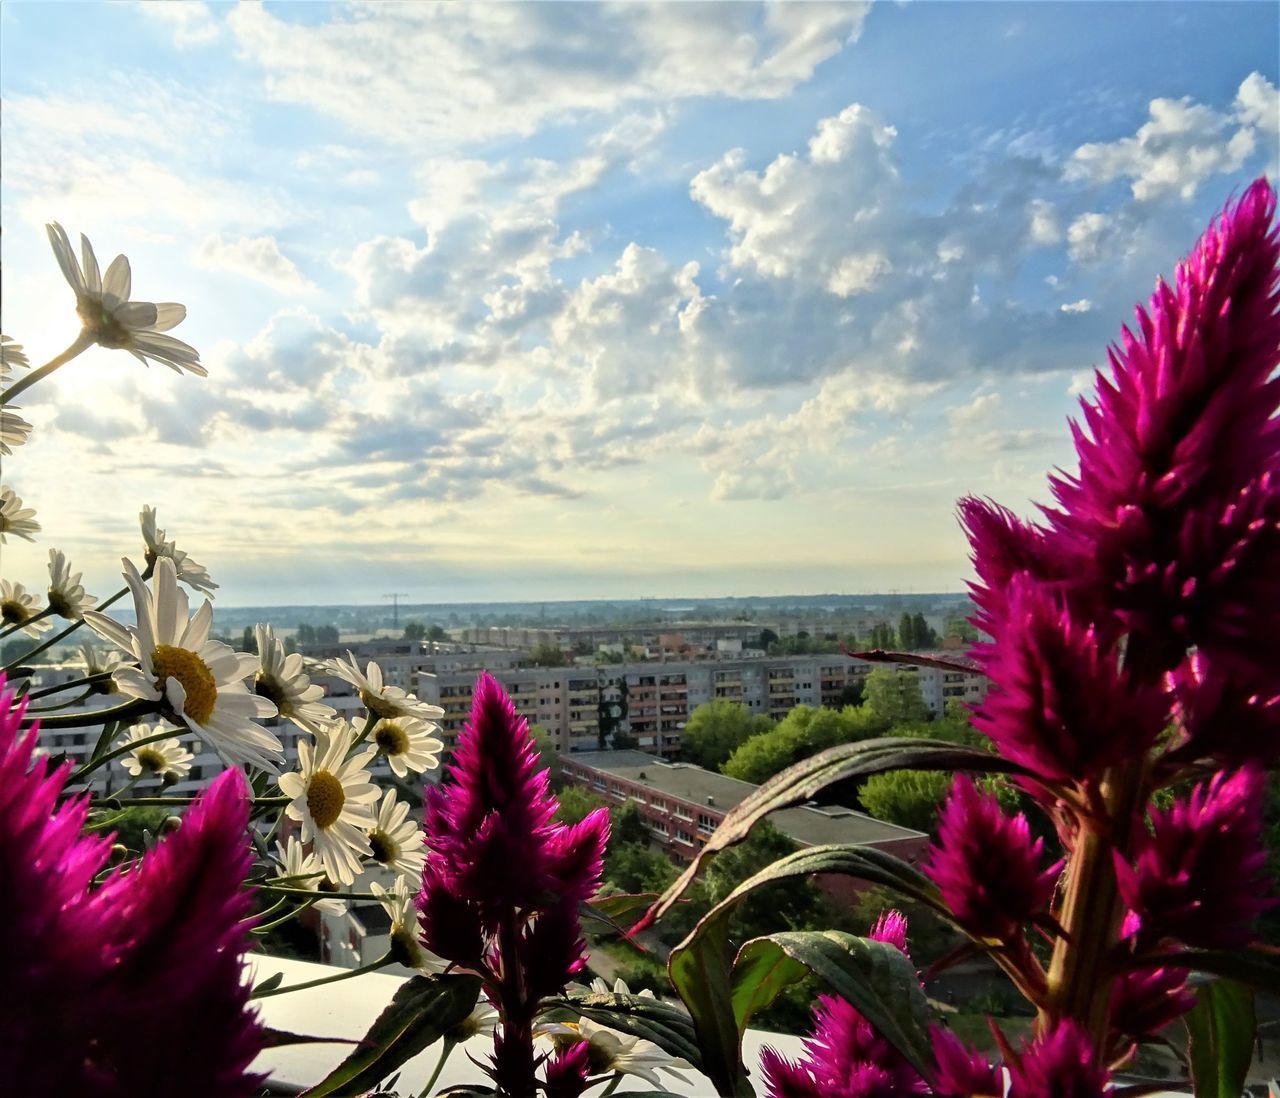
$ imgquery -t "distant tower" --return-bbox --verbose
[383,592,409,629]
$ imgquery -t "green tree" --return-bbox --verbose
[863,667,930,725]
[911,612,938,650]
[682,700,773,770]
[722,704,888,784]
[898,612,914,650]
[315,624,339,644]
[296,623,316,645]
[530,724,560,784]
[858,769,954,833]
[554,784,607,825]
[427,624,449,641]
[402,620,426,641]
[529,641,570,668]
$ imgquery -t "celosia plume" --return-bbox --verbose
[1006,1020,1108,1097]
[0,677,262,1096]
[1045,178,1280,679]
[928,1027,1001,1098]
[1114,765,1271,950]
[925,775,1060,943]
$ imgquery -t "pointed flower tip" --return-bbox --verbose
[1009,1020,1108,1097]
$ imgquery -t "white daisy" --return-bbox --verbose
[139,505,218,596]
[0,486,40,543]
[83,557,283,772]
[47,549,98,620]
[538,1018,692,1088]
[46,223,204,376]
[449,1000,499,1042]
[116,721,194,783]
[588,977,656,1000]
[371,715,444,778]
[0,408,32,456]
[277,721,378,885]
[327,652,445,723]
[0,581,50,638]
[79,640,126,689]
[273,837,347,917]
[254,623,335,732]
[366,788,426,880]
[0,333,29,381]
[370,877,444,974]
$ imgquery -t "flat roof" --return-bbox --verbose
[566,751,925,845]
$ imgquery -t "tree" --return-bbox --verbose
[529,642,570,668]
[315,624,339,644]
[427,624,449,641]
[898,612,914,650]
[756,628,779,650]
[911,612,938,650]
[721,704,888,784]
[296,622,316,645]
[402,620,426,641]
[530,724,560,784]
[682,700,773,770]
[863,667,930,725]
[239,626,256,653]
[858,769,954,833]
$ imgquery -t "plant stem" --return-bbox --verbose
[101,794,290,808]
[1,331,94,404]
[418,1039,457,1098]
[493,912,536,1098]
[32,697,151,733]
[0,607,54,641]
[1,583,131,672]
[26,672,113,701]
[67,720,172,781]
[250,954,394,999]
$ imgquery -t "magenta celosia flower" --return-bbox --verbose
[971,575,1168,782]
[543,1040,591,1098]
[1114,765,1271,949]
[1108,966,1195,1047]
[1168,651,1280,766]
[928,1027,1001,1097]
[760,913,927,1098]
[925,775,1061,943]
[416,672,609,1097]
[1045,178,1280,680]
[1006,1020,1108,1097]
[0,677,262,1097]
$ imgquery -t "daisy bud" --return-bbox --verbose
[1114,766,1271,949]
[925,776,1061,942]
[973,575,1168,782]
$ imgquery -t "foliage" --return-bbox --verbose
[682,700,774,770]
[721,704,888,783]
[527,641,571,667]
[862,667,931,725]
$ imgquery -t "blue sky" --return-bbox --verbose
[1,1,1277,606]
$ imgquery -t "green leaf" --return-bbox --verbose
[1143,948,1280,995]
[733,931,934,1077]
[252,971,285,996]
[260,1026,358,1049]
[639,737,1025,930]
[301,972,481,1097]
[548,989,703,1070]
[665,842,947,1097]
[1184,979,1255,1098]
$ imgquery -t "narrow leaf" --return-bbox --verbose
[301,973,481,1097]
[637,737,1025,930]
[733,931,935,1077]
[1136,948,1280,995]
[549,989,703,1069]
[252,971,285,996]
[1184,980,1255,1098]
[259,1026,358,1049]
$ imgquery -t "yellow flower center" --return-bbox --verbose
[136,747,167,774]
[374,720,410,756]
[0,599,29,626]
[306,770,345,830]
[361,688,400,720]
[255,674,291,712]
[368,828,400,865]
[152,644,218,725]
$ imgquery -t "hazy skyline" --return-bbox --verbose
[2,2,1277,605]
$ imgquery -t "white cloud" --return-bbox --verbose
[195,235,315,293]
[137,0,221,47]
[1065,73,1277,201]
[1059,298,1092,314]
[227,2,868,146]
[1066,212,1114,264]
[1028,198,1061,245]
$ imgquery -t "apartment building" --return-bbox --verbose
[559,750,929,894]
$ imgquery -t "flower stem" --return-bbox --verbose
[1,331,94,404]
[0,607,55,641]
[2,583,131,673]
[493,912,537,1098]
[31,697,151,734]
[250,954,395,999]
[418,1038,457,1098]
[26,671,113,700]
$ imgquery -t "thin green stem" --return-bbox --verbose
[31,697,150,733]
[1,583,131,672]
[258,884,380,901]
[98,794,290,809]
[348,710,379,755]
[1,331,94,404]
[26,672,112,701]
[0,607,54,641]
[251,897,308,934]
[418,1039,458,1098]
[250,954,394,999]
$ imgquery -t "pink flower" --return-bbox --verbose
[416,673,609,1097]
[1108,966,1195,1047]
[925,775,1060,943]
[1168,651,1280,766]
[1007,1020,1108,1097]
[543,1040,591,1098]
[0,677,262,1097]
[972,575,1168,782]
[1114,765,1271,949]
[760,913,926,1098]
[928,1027,1001,1097]
[1046,178,1280,680]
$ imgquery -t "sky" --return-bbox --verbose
[1,1,1277,607]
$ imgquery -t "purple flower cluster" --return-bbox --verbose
[0,678,262,1096]
[417,671,610,1097]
